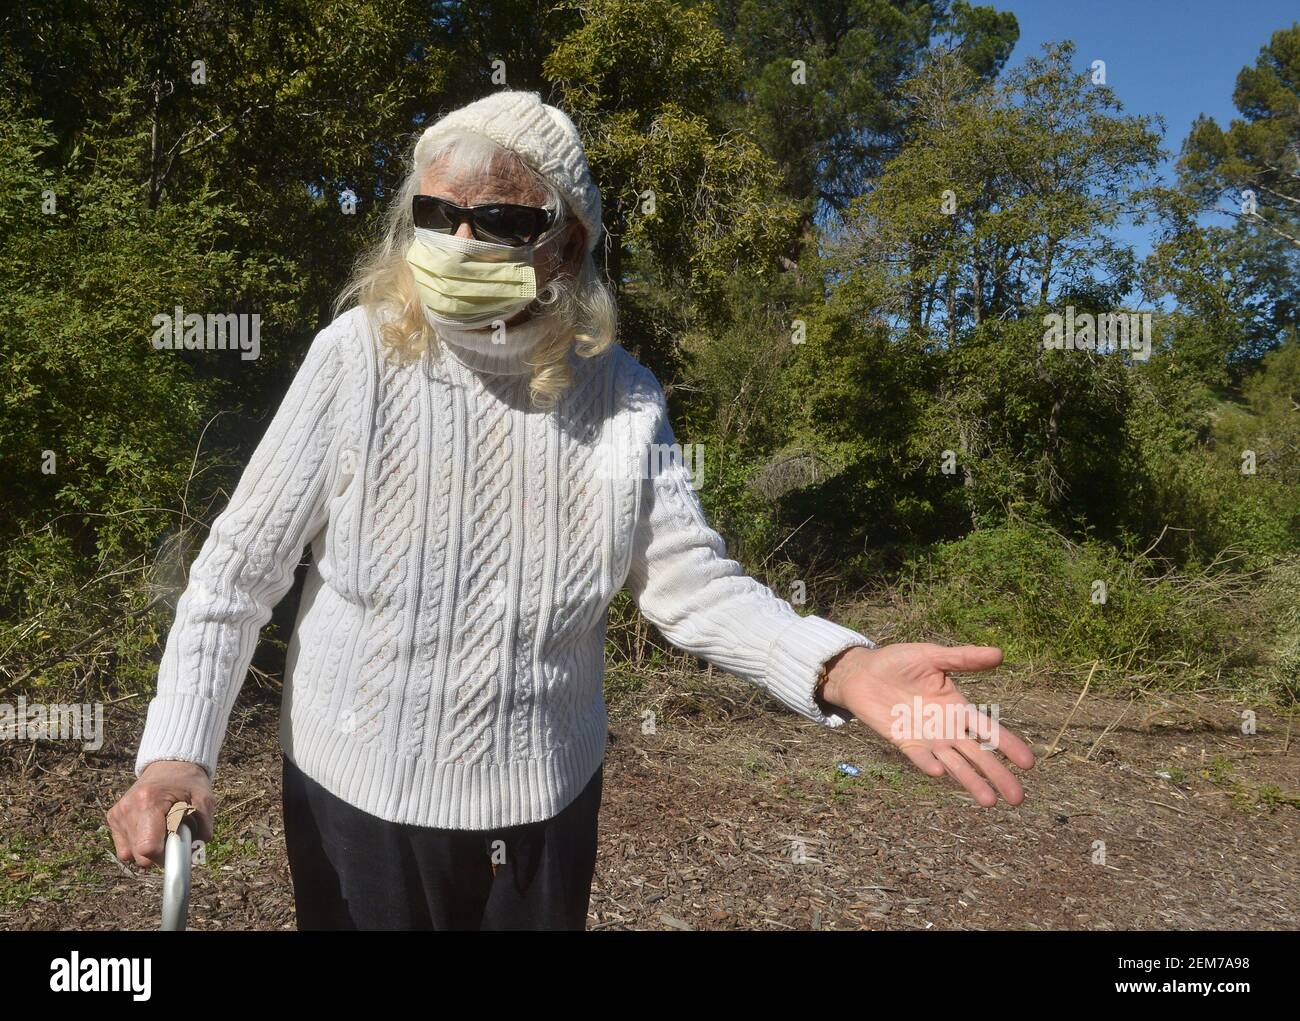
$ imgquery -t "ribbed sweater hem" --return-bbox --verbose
[280,700,608,830]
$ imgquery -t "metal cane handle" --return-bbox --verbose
[161,808,194,931]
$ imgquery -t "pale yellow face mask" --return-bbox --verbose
[405,226,539,327]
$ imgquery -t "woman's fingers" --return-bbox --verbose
[897,741,946,778]
[129,796,169,867]
[987,723,1036,770]
[106,782,184,867]
[900,731,1030,806]
[928,644,1004,674]
[960,704,1037,772]
[957,739,1025,806]
[935,745,998,807]
[108,821,133,863]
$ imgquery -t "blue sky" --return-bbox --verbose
[997,0,1297,259]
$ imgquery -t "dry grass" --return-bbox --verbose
[2,653,1296,931]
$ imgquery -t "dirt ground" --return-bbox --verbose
[2,665,1296,931]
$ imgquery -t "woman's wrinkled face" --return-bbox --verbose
[419,151,585,327]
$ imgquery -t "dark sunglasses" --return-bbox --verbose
[412,194,555,246]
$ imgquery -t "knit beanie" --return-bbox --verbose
[413,91,603,253]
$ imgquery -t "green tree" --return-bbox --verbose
[713,0,1018,222]
[778,45,1163,548]
[1181,23,1300,252]
[545,0,803,377]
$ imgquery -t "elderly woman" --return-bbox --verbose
[108,91,1033,930]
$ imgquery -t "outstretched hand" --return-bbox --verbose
[820,643,1035,807]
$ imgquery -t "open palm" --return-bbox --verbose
[822,643,1035,807]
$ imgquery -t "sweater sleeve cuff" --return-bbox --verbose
[134,693,224,780]
[765,614,875,728]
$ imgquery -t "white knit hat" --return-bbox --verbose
[413,91,603,252]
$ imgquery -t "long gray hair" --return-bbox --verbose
[334,128,617,406]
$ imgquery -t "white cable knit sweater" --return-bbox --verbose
[135,306,873,829]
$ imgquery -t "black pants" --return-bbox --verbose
[281,754,602,930]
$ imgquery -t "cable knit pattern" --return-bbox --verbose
[402,352,456,758]
[345,343,421,743]
[543,356,609,753]
[442,367,514,764]
[511,405,549,758]
[136,306,876,829]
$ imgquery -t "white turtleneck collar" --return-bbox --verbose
[427,306,564,376]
